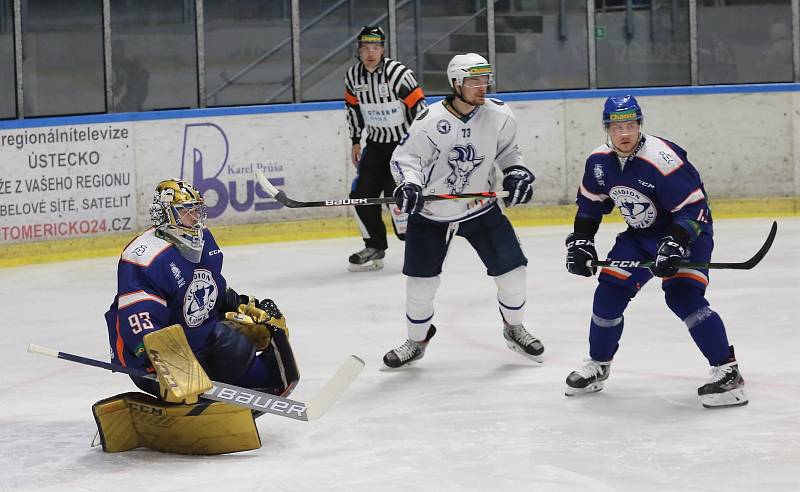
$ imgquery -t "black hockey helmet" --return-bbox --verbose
[357,26,385,45]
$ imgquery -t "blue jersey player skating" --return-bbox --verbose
[104,178,299,401]
[563,95,746,408]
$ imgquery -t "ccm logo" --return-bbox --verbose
[208,249,222,256]
[326,198,368,205]
[607,260,641,267]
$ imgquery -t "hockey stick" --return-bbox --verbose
[255,169,509,208]
[27,343,364,422]
[591,221,777,271]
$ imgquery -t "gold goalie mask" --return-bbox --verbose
[149,179,208,263]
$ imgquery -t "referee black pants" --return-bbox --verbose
[350,140,403,251]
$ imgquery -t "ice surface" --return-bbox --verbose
[1,218,798,491]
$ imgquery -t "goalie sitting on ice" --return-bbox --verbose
[95,178,299,455]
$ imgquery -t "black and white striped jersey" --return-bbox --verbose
[344,58,426,145]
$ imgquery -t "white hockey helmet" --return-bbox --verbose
[149,178,207,263]
[446,53,493,90]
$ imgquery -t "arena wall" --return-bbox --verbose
[1,84,797,266]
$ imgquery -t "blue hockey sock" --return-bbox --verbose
[665,285,731,365]
[588,282,632,362]
[687,309,731,365]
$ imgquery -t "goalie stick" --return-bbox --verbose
[27,343,364,422]
[255,169,509,208]
[591,221,777,271]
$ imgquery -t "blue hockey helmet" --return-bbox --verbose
[602,95,643,126]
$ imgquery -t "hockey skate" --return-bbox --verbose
[698,360,748,408]
[348,247,385,272]
[503,323,544,362]
[382,325,436,370]
[565,358,611,396]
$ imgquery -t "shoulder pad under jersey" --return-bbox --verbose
[416,108,429,121]
[121,229,173,267]
[637,135,685,176]
[587,143,614,159]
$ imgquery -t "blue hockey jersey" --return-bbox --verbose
[576,134,712,238]
[104,228,226,371]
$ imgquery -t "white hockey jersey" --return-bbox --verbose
[390,96,527,222]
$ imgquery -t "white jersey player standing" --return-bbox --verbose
[382,53,544,369]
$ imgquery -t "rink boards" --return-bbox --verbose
[0,84,798,265]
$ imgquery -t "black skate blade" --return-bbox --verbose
[701,399,749,409]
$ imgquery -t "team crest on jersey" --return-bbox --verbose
[593,163,605,186]
[183,269,218,327]
[445,144,485,193]
[609,186,657,228]
[436,119,451,134]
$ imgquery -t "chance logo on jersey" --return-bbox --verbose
[446,144,485,193]
[183,269,218,327]
[609,186,657,228]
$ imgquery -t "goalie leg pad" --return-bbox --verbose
[92,392,261,455]
[143,325,213,404]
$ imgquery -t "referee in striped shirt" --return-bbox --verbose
[345,26,426,272]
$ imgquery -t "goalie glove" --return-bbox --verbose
[223,298,288,351]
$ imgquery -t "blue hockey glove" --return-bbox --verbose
[565,233,597,277]
[651,234,688,277]
[502,166,534,207]
[393,182,424,214]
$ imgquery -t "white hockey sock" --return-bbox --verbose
[406,275,440,341]
[494,266,527,326]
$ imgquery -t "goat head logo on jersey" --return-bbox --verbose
[446,144,485,193]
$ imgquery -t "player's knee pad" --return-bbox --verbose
[494,265,526,301]
[407,275,440,303]
[255,327,300,397]
[664,284,709,320]
[407,276,440,318]
[593,280,634,320]
[198,322,256,384]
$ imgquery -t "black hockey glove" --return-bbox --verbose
[565,233,597,277]
[394,182,424,214]
[502,166,534,207]
[651,234,689,278]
